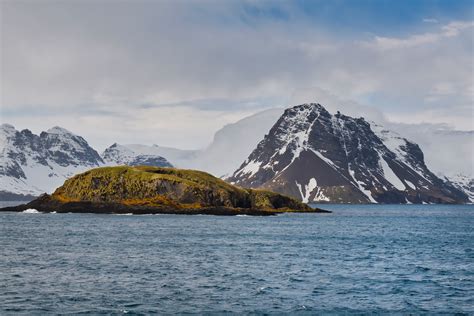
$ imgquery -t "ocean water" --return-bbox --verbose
[1,203,473,314]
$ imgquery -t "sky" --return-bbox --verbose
[1,0,473,151]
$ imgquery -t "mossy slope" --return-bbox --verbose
[50,166,313,213]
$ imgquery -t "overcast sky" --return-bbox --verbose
[1,0,473,150]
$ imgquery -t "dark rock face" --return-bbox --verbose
[228,103,469,204]
[1,196,329,216]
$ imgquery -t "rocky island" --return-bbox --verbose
[1,166,329,216]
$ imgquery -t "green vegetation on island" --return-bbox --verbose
[2,166,329,215]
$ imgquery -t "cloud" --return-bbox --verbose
[4,104,259,151]
[1,1,473,149]
[423,18,439,23]
[384,123,474,177]
[366,21,474,50]
[289,87,388,123]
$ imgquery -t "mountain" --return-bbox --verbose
[3,106,470,204]
[0,125,173,200]
[102,143,173,168]
[1,166,328,215]
[228,103,469,204]
[102,143,197,170]
[0,124,104,200]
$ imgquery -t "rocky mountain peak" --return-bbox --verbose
[0,125,104,199]
[45,126,74,135]
[228,103,468,204]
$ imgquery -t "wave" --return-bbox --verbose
[22,208,40,214]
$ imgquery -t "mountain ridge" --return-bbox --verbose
[0,123,104,199]
[0,124,172,199]
[1,105,472,203]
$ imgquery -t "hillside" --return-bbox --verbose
[1,166,328,215]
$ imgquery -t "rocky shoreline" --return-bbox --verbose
[0,194,330,216]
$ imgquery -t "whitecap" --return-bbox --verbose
[22,208,40,214]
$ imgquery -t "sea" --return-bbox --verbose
[1,202,473,314]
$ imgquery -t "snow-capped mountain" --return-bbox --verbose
[0,124,104,199]
[228,103,469,204]
[0,125,175,200]
[102,143,173,168]
[442,174,474,203]
[102,143,197,170]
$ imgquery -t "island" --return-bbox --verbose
[1,166,330,216]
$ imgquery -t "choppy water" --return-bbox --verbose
[1,203,473,314]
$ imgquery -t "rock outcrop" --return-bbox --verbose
[1,166,328,215]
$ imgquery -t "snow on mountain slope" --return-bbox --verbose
[228,103,468,204]
[114,144,198,169]
[442,174,474,203]
[385,126,473,179]
[102,143,173,167]
[0,124,104,199]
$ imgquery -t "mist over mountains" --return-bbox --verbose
[109,108,284,178]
